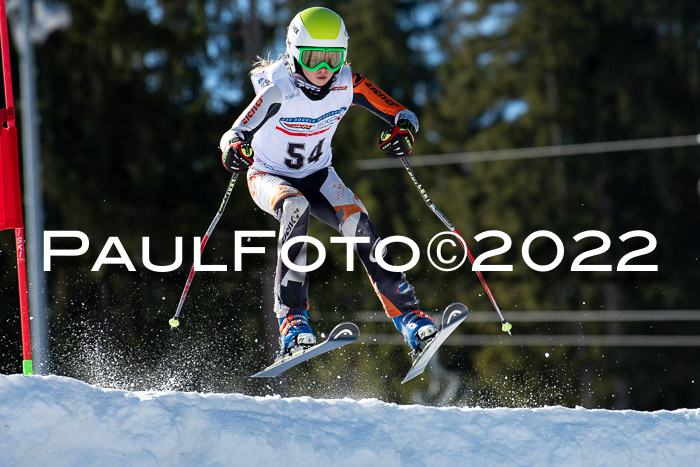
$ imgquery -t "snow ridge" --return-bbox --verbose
[1,375,698,466]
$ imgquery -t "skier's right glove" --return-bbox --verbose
[222,137,254,172]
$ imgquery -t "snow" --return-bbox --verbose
[1,375,699,466]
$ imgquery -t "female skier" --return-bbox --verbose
[219,7,436,359]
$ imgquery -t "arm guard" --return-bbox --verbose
[351,72,419,132]
[219,84,284,152]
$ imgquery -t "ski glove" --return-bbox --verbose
[222,137,254,172]
[379,120,415,158]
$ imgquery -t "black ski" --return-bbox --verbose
[251,322,359,378]
[401,303,469,384]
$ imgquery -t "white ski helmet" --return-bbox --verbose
[286,7,348,73]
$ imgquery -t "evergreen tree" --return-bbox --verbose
[426,0,700,409]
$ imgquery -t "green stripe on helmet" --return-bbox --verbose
[300,7,342,40]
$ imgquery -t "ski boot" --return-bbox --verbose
[392,310,437,360]
[277,310,317,359]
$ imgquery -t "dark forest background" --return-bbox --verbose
[1,0,699,410]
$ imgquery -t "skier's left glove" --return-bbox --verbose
[222,137,254,172]
[379,120,415,158]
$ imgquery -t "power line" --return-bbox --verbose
[354,310,700,347]
[356,310,700,323]
[359,334,700,347]
[356,134,700,170]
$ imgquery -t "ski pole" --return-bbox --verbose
[398,156,512,335]
[169,171,239,328]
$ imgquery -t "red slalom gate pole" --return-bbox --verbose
[0,0,32,374]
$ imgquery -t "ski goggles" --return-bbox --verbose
[298,47,346,72]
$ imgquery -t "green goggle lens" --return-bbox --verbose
[298,48,345,72]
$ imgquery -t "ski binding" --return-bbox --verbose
[251,322,359,378]
[401,302,469,384]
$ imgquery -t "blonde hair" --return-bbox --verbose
[250,52,286,75]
